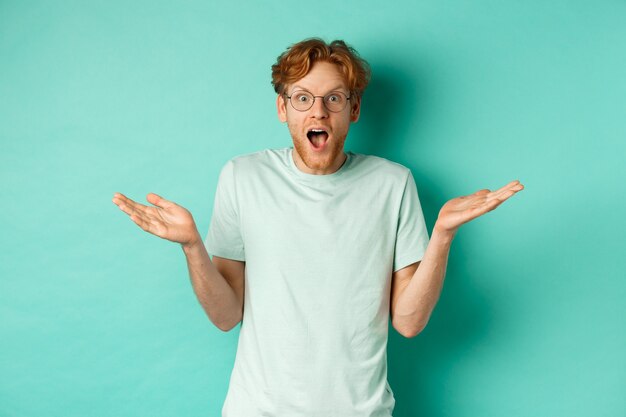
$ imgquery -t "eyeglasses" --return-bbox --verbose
[283,90,351,112]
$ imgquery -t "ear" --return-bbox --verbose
[350,95,361,123]
[277,94,287,123]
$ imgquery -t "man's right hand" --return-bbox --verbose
[112,192,201,248]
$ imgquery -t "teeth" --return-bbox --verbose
[310,129,325,132]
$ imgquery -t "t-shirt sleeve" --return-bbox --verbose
[204,160,245,261]
[393,170,430,272]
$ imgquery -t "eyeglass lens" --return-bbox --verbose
[289,91,349,112]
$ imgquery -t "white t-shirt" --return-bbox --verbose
[205,147,430,417]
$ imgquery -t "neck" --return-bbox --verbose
[292,149,347,175]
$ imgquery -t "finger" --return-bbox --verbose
[460,199,500,221]
[473,189,491,196]
[485,198,504,212]
[112,193,142,209]
[122,198,151,212]
[146,192,175,209]
[491,180,520,195]
[112,192,130,206]
[114,196,153,219]
[487,182,523,202]
[464,187,522,222]
[128,203,167,231]
[472,180,520,202]
[116,200,144,219]
[498,189,521,202]
[128,211,156,233]
[485,190,520,209]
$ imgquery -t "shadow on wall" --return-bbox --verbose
[355,63,499,417]
[351,62,424,159]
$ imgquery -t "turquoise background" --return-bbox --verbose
[1,1,624,416]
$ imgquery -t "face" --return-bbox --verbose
[277,61,361,175]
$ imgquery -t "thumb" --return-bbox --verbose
[146,192,174,209]
[473,189,491,196]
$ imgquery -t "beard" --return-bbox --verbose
[291,132,347,173]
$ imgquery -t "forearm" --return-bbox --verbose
[393,225,455,337]
[181,235,242,331]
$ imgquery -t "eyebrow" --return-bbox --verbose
[290,85,348,93]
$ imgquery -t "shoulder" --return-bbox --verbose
[221,148,289,182]
[349,152,412,183]
[221,148,289,175]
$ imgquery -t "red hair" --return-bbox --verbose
[271,38,371,99]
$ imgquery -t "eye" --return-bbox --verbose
[293,92,311,102]
[324,92,346,106]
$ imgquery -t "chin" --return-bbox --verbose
[294,138,343,171]
[303,156,334,171]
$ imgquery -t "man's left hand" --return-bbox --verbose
[434,180,524,237]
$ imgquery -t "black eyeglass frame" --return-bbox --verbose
[282,90,352,113]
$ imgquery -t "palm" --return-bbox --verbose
[112,192,199,245]
[436,180,524,233]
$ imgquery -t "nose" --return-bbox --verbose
[309,97,329,118]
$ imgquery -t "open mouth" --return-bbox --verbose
[307,128,329,150]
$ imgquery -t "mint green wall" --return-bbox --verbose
[1,1,624,416]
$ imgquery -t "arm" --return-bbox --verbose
[390,180,524,338]
[182,236,245,332]
[112,192,244,332]
[390,228,452,338]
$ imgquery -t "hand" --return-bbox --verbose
[112,192,201,247]
[434,180,524,236]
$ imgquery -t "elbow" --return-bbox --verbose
[210,308,243,332]
[398,326,423,339]
[393,318,428,339]
[209,304,243,332]
[216,319,241,332]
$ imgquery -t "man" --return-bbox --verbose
[112,38,523,416]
